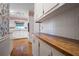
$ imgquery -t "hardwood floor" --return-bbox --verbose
[11,38,32,56]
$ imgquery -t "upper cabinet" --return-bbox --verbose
[34,3,64,22]
[34,3,43,22]
[43,3,58,14]
[34,3,79,23]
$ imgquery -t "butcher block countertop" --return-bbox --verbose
[34,33,79,56]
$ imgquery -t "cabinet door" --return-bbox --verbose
[51,47,65,56]
[0,36,11,56]
[43,3,58,13]
[39,40,52,56]
[32,36,39,56]
[34,3,43,22]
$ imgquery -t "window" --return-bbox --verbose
[16,23,24,30]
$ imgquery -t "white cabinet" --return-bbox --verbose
[51,47,65,56]
[43,3,58,13]
[32,35,65,56]
[34,3,43,22]
[34,3,65,22]
[0,36,11,56]
[39,39,65,56]
[39,40,52,56]
[32,36,40,56]
[34,3,58,22]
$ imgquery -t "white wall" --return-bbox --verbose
[40,7,79,40]
[9,20,29,39]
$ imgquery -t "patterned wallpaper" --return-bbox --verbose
[0,3,9,38]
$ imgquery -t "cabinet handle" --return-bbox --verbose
[38,42,40,56]
[38,42,40,47]
[33,39,35,43]
[51,51,53,56]
[43,9,44,14]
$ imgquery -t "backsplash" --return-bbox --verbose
[40,7,79,40]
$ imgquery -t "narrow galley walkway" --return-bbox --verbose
[10,38,32,56]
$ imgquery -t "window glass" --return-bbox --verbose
[16,23,24,30]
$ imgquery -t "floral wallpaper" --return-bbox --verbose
[0,3,9,38]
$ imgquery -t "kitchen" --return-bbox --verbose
[0,3,79,56]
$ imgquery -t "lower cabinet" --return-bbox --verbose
[51,47,65,56]
[32,36,65,56]
[0,36,11,56]
[39,40,52,56]
[32,36,39,56]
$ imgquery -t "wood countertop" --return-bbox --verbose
[33,33,79,56]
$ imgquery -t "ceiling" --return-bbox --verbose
[10,3,34,12]
[9,3,34,19]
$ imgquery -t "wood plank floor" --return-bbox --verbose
[11,38,32,56]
